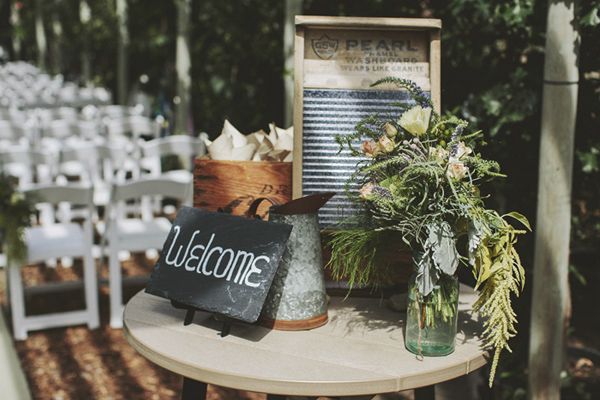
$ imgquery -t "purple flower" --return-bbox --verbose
[373,185,393,199]
[449,124,465,156]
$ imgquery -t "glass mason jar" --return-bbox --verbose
[405,271,460,356]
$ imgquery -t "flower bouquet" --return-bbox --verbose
[326,77,530,385]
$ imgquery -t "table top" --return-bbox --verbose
[123,285,489,397]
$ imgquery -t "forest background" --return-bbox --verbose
[1,0,600,397]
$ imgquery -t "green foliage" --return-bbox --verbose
[327,77,530,386]
[326,228,405,290]
[190,1,285,136]
[0,174,35,265]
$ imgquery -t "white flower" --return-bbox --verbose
[360,139,380,158]
[447,158,469,180]
[398,105,432,137]
[429,146,448,160]
[455,142,473,159]
[385,122,398,138]
[359,182,375,200]
[378,136,395,153]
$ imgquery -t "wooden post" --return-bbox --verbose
[528,1,579,399]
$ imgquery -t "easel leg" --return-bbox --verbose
[181,377,207,400]
[414,385,435,400]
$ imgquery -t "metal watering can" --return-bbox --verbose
[247,193,334,330]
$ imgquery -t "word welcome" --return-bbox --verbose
[164,226,269,288]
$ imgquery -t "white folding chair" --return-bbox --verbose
[139,134,207,180]
[0,120,35,146]
[104,176,192,328]
[6,183,100,340]
[97,104,145,119]
[57,142,128,223]
[138,134,207,214]
[36,106,82,125]
[39,119,101,149]
[0,145,57,189]
[104,115,160,143]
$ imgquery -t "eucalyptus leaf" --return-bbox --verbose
[416,249,440,296]
[468,221,483,265]
[427,222,459,276]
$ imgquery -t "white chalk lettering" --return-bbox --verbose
[213,249,235,278]
[230,250,255,283]
[244,255,270,288]
[165,226,200,268]
[202,246,223,276]
[195,233,215,274]
[165,227,270,288]
[185,243,204,271]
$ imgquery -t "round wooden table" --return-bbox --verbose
[123,285,488,399]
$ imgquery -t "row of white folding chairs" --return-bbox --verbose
[1,83,112,110]
[1,104,146,127]
[0,134,206,215]
[1,106,159,148]
[5,174,194,340]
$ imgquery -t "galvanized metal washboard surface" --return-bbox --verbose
[301,89,422,227]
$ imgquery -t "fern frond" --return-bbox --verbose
[472,224,525,387]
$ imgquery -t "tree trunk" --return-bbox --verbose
[283,0,303,129]
[528,1,579,399]
[50,0,64,76]
[10,1,22,60]
[79,0,92,87]
[34,0,47,71]
[174,0,192,138]
[116,0,129,105]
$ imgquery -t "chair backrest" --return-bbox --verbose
[36,107,82,126]
[105,115,160,141]
[25,182,94,207]
[58,142,128,186]
[107,176,192,221]
[0,111,28,126]
[140,135,207,159]
[0,120,33,144]
[0,146,57,187]
[42,119,101,142]
[139,134,207,177]
[24,182,95,227]
[98,104,145,119]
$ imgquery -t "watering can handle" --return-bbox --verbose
[245,197,283,219]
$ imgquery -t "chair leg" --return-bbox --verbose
[108,248,124,329]
[7,261,28,340]
[83,232,100,329]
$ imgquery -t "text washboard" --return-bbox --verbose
[292,16,441,228]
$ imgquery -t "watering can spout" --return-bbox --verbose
[270,192,335,215]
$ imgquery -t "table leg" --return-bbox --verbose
[414,385,435,400]
[181,377,207,400]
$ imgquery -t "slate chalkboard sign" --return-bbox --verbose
[145,206,292,324]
